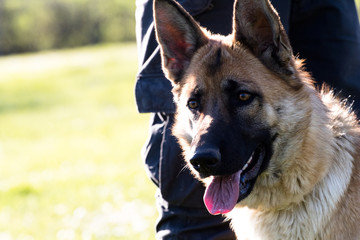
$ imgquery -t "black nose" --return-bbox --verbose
[189,149,221,176]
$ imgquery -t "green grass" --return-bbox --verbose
[0,43,157,239]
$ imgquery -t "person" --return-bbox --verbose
[135,0,360,239]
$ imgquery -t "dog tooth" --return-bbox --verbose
[242,163,249,171]
[242,154,253,171]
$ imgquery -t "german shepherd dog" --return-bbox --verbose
[153,0,360,238]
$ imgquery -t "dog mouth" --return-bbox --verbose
[203,145,266,215]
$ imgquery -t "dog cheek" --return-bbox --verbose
[173,111,194,153]
[264,103,278,128]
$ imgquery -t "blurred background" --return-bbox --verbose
[0,0,135,54]
[0,0,359,239]
[0,0,155,239]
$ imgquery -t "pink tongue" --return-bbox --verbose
[203,170,241,215]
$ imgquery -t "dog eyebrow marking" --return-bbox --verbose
[191,86,203,98]
[222,79,253,93]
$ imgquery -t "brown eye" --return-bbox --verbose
[239,92,252,102]
[188,99,199,110]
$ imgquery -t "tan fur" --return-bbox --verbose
[153,0,360,239]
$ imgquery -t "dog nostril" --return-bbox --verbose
[190,159,202,172]
[190,153,220,174]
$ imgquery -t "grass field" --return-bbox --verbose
[0,43,157,239]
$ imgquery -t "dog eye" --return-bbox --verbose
[187,99,199,110]
[239,92,252,102]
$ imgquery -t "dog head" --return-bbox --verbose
[154,0,329,214]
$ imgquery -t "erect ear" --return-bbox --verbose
[153,0,208,84]
[233,0,299,84]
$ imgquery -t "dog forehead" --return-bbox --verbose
[183,40,269,93]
